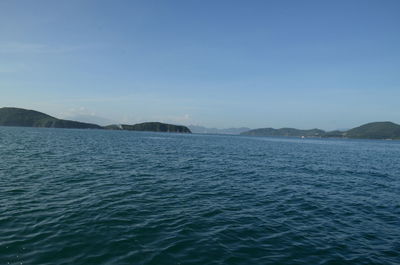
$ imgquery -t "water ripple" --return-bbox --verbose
[0,127,399,264]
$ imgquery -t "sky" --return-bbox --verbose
[0,0,399,130]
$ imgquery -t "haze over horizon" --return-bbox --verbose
[1,0,399,130]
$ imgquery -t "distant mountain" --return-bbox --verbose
[344,122,400,139]
[241,127,325,137]
[188,125,251,134]
[0,107,102,129]
[105,122,191,133]
[241,122,400,140]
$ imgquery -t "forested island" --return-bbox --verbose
[105,122,191,133]
[0,107,102,129]
[0,107,191,133]
[241,122,400,140]
[1,107,400,139]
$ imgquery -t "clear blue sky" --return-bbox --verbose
[1,0,399,129]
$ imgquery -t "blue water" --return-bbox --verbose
[1,127,399,265]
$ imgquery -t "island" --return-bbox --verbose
[344,122,400,139]
[2,107,400,139]
[0,107,192,133]
[105,122,191,133]
[241,128,325,137]
[241,121,400,140]
[0,107,102,129]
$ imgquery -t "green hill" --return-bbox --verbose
[344,122,400,139]
[241,122,400,140]
[2,107,398,139]
[106,122,191,133]
[323,130,345,138]
[241,127,325,137]
[0,107,102,129]
[0,107,191,133]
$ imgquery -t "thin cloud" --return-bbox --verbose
[0,41,96,54]
[168,113,191,123]
[149,114,192,125]
[64,106,96,117]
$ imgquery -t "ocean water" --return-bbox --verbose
[0,127,399,265]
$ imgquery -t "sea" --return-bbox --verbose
[0,126,399,265]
